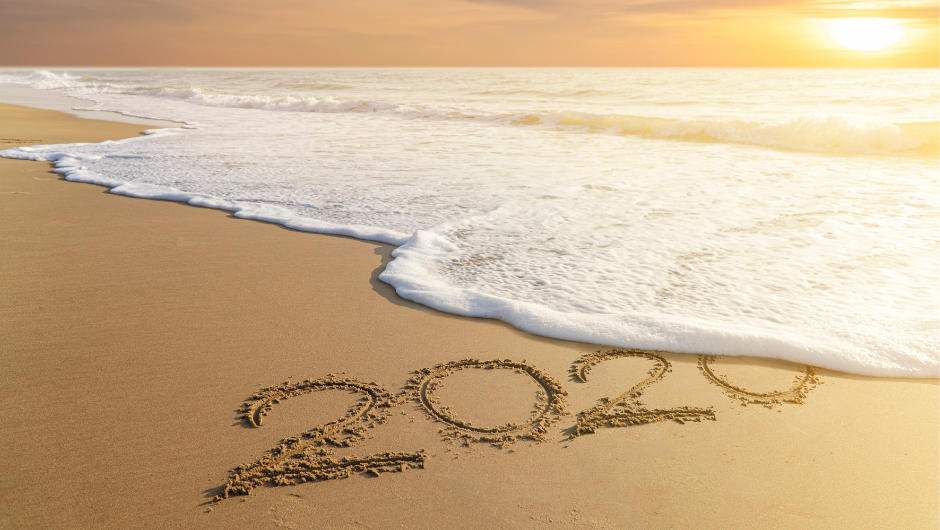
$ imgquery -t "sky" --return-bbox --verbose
[0,0,936,66]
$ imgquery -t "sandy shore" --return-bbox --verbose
[0,103,937,529]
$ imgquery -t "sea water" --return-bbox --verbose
[1,68,936,377]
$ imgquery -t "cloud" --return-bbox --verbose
[802,6,940,18]
[0,0,194,24]
[465,0,806,14]
[464,0,939,20]
[0,0,934,66]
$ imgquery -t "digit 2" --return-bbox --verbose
[570,349,715,438]
[214,375,425,502]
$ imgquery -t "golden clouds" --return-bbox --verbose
[0,0,935,66]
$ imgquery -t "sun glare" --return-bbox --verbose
[826,18,905,51]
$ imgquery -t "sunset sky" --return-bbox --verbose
[0,0,936,67]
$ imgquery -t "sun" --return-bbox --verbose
[826,18,906,51]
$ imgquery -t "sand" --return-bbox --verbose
[0,103,937,529]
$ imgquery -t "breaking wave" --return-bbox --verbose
[5,70,935,155]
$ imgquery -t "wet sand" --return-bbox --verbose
[1,103,937,529]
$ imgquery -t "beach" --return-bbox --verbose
[1,103,937,529]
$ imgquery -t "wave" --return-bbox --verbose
[0,142,414,246]
[541,111,938,155]
[6,138,934,378]
[4,70,396,113]
[468,88,605,97]
[272,81,353,90]
[127,86,396,113]
[6,70,936,156]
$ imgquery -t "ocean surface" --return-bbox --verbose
[1,68,937,378]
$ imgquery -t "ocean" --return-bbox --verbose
[1,68,936,377]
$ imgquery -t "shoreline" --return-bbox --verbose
[0,103,937,529]
[2,93,932,380]
[0,82,181,127]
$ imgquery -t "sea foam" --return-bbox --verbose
[1,68,936,378]
[5,70,934,155]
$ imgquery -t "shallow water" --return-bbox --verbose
[1,68,937,377]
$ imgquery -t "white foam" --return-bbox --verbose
[1,68,936,378]
[1,142,413,246]
[0,83,180,127]
[2,70,932,155]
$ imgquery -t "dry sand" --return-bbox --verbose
[0,103,937,529]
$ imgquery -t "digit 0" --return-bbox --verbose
[405,359,569,448]
[697,355,820,407]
